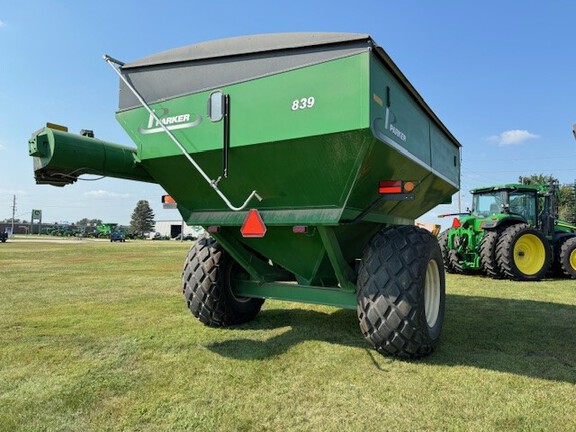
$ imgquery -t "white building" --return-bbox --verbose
[153,220,204,239]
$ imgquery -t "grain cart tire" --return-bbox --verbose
[438,230,456,273]
[558,236,576,278]
[479,229,505,278]
[357,226,445,359]
[182,236,264,326]
[495,224,551,281]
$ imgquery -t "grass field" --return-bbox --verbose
[1,237,575,431]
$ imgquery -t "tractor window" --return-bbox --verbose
[509,192,537,226]
[472,191,505,217]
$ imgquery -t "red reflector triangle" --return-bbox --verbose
[241,209,267,238]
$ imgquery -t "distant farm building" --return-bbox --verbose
[153,220,204,239]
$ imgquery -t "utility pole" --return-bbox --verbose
[11,194,16,237]
[457,190,461,213]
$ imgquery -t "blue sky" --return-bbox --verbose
[1,1,575,227]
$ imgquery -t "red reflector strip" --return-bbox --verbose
[207,226,220,233]
[292,225,308,234]
[379,180,403,194]
[241,209,267,238]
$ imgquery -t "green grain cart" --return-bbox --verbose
[28,33,461,358]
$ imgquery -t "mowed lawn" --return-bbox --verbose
[0,238,575,431]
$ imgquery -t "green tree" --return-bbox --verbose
[518,174,556,185]
[76,218,103,226]
[559,183,576,222]
[130,200,155,237]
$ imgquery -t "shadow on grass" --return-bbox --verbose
[208,308,365,359]
[436,294,576,384]
[207,295,576,384]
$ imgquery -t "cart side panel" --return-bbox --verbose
[369,55,432,165]
[430,122,460,186]
[116,54,372,222]
[116,53,370,159]
[354,53,460,218]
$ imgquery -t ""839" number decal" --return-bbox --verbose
[291,96,315,111]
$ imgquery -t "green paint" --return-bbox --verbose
[235,280,357,310]
[28,127,154,186]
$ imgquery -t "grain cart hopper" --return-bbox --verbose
[28,33,461,358]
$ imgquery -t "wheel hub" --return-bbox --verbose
[424,259,440,328]
[570,248,576,271]
[513,233,545,276]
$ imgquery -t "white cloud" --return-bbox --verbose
[488,129,539,146]
[84,190,131,199]
[0,142,4,150]
[0,20,4,27]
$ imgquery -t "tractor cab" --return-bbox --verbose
[471,184,540,228]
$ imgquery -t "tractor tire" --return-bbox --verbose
[182,235,264,326]
[448,250,464,274]
[558,236,576,278]
[479,228,504,278]
[438,230,456,273]
[495,224,551,281]
[357,225,445,359]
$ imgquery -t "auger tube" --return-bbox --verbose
[29,125,156,186]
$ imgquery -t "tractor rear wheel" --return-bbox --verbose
[479,228,505,278]
[357,226,445,359]
[182,236,264,326]
[448,250,464,274]
[558,236,576,278]
[495,224,551,281]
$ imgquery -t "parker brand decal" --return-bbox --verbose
[385,107,407,142]
[138,108,202,135]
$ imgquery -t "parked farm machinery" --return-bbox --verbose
[28,33,461,358]
[439,182,576,280]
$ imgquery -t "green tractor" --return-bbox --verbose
[94,223,118,238]
[439,182,576,281]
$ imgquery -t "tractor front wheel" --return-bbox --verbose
[182,236,265,326]
[558,236,576,278]
[357,226,445,359]
[495,225,551,281]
